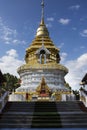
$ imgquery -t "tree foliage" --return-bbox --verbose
[0,70,6,86]
[0,71,20,93]
[64,82,72,90]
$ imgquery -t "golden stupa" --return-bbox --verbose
[16,0,70,101]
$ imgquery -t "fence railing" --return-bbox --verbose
[80,89,87,107]
[0,92,8,113]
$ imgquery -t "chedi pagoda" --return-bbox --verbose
[13,0,71,101]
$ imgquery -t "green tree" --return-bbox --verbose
[0,70,6,86]
[3,73,20,92]
[0,70,6,95]
[64,82,72,90]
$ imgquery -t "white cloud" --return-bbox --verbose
[58,18,70,25]
[59,42,64,49]
[0,49,24,77]
[1,26,17,44]
[69,5,80,10]
[47,17,54,22]
[6,49,18,57]
[77,54,87,69]
[46,17,54,28]
[80,46,85,49]
[0,17,26,45]
[64,53,87,90]
[46,23,52,28]
[60,52,67,63]
[72,27,77,31]
[80,29,87,37]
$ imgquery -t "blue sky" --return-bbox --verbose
[0,0,87,90]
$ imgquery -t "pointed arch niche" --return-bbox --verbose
[36,44,50,64]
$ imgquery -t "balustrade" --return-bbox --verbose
[0,92,8,113]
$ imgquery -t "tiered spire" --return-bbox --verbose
[36,0,49,37]
[41,0,44,21]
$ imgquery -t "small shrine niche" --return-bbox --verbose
[40,50,46,64]
[36,76,50,95]
[36,44,51,64]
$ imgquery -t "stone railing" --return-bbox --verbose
[0,92,8,113]
[80,88,87,107]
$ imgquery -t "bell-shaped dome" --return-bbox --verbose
[36,18,49,37]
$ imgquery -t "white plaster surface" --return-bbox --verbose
[16,69,68,93]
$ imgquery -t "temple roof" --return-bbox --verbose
[80,73,87,85]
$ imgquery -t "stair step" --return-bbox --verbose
[0,101,87,128]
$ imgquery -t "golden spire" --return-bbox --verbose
[36,0,49,37]
[41,0,44,21]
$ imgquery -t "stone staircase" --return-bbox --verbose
[0,102,35,128]
[32,102,62,128]
[0,101,87,128]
